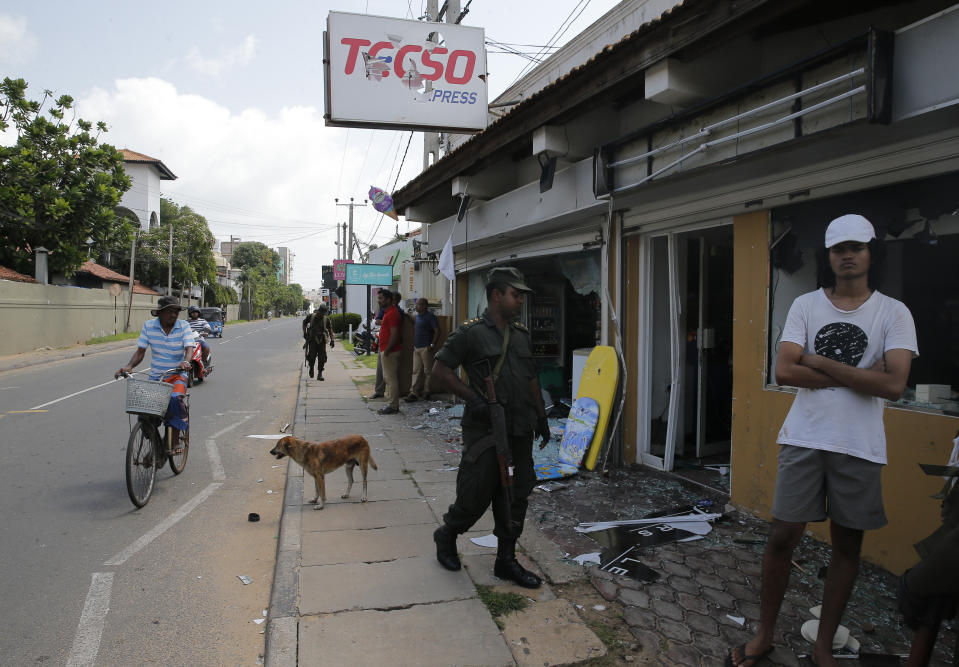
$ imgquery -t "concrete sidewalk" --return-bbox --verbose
[265,348,605,666]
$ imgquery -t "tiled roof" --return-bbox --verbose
[119,148,177,180]
[0,265,38,283]
[132,282,162,296]
[78,261,162,296]
[80,260,128,282]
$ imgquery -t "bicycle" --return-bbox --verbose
[118,369,190,508]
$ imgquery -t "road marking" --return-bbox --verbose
[105,482,221,566]
[66,572,114,667]
[211,414,253,438]
[30,378,121,409]
[206,439,225,481]
[7,409,48,413]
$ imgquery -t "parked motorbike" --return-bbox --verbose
[351,323,380,357]
[188,332,214,386]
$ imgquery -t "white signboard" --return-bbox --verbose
[325,11,488,133]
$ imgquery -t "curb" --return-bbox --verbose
[0,339,140,373]
[264,363,306,667]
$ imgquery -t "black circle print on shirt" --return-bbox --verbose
[814,322,868,366]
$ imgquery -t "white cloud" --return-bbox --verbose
[77,77,408,288]
[185,34,258,76]
[0,14,39,66]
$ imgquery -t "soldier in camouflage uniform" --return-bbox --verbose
[429,267,551,588]
[305,303,334,380]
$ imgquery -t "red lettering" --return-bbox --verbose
[368,41,394,77]
[419,47,447,81]
[341,38,371,75]
[445,50,476,85]
[394,45,423,79]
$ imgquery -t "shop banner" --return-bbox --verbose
[333,259,354,280]
[324,11,488,132]
[345,263,393,285]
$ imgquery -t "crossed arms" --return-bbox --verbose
[775,342,913,401]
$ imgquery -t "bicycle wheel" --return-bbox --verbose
[168,397,190,474]
[126,420,158,508]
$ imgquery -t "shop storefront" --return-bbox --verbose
[457,250,603,404]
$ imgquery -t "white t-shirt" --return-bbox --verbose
[776,289,918,464]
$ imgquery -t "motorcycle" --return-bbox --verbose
[351,322,380,357]
[188,331,214,386]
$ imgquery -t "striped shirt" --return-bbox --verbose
[137,318,194,379]
[187,317,211,342]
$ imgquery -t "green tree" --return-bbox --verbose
[0,77,131,276]
[135,199,217,295]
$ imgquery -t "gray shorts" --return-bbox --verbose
[771,444,887,531]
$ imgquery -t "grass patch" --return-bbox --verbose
[85,331,140,345]
[476,585,529,629]
[345,345,378,369]
[401,468,415,475]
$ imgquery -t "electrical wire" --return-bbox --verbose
[365,131,413,245]
[509,0,592,86]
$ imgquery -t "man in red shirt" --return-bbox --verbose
[377,290,404,414]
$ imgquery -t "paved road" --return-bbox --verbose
[0,318,304,666]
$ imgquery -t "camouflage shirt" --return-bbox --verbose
[435,308,538,439]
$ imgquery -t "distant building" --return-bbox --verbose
[276,247,293,285]
[116,149,177,231]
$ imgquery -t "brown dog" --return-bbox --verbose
[270,435,378,510]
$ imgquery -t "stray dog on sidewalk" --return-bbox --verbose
[269,435,378,510]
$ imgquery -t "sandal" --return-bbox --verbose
[725,643,773,667]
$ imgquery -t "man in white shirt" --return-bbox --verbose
[729,215,918,667]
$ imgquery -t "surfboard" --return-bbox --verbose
[534,396,599,480]
[577,346,620,471]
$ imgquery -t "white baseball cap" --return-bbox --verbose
[824,214,876,248]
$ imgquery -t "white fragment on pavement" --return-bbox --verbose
[257,478,264,483]
[253,618,265,625]
[435,466,458,471]
[469,534,498,548]
[238,575,252,585]
[572,552,602,565]
[267,490,273,494]
[727,615,745,626]
[593,605,606,611]
[412,424,425,430]
[272,465,281,468]
[429,408,440,414]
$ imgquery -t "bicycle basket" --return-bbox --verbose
[125,378,174,416]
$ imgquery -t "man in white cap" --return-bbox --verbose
[729,215,918,667]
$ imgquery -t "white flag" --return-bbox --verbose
[438,232,455,280]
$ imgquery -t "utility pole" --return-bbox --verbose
[124,229,139,333]
[167,221,174,296]
[335,197,367,261]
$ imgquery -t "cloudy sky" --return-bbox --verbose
[1,0,620,288]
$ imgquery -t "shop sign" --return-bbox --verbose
[324,11,488,132]
[345,263,393,285]
[333,259,354,280]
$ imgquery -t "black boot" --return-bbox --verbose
[308,366,314,378]
[494,537,541,588]
[433,525,461,571]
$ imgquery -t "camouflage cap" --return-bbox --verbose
[487,266,533,293]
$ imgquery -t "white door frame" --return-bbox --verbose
[634,218,732,471]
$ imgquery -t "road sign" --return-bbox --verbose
[345,263,392,285]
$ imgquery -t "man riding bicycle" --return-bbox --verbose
[115,296,195,451]
[186,306,212,364]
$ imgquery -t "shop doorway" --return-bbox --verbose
[638,222,734,471]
